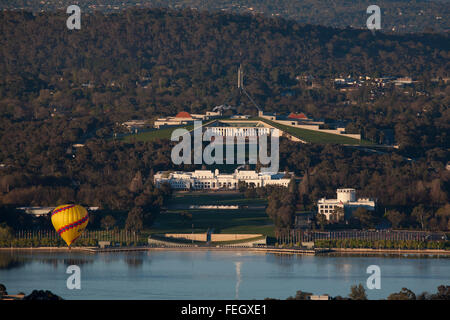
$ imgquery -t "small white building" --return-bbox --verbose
[16,207,54,217]
[16,206,99,217]
[317,188,375,222]
[309,295,331,300]
[154,169,291,190]
[230,115,250,120]
[122,120,148,130]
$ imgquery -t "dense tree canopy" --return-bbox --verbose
[1,0,449,33]
[0,9,448,231]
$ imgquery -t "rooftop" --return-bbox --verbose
[175,111,192,118]
[288,112,308,120]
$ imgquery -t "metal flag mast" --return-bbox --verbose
[213,62,262,114]
[237,63,262,112]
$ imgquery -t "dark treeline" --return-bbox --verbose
[2,134,447,231]
[269,284,450,300]
[0,136,173,231]
[1,0,449,33]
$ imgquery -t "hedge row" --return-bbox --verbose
[314,239,450,250]
[0,238,148,247]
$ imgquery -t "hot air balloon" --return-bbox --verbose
[51,204,89,248]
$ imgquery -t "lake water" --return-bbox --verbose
[0,250,448,300]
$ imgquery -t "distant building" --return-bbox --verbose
[16,207,54,217]
[258,110,278,121]
[205,121,274,137]
[317,189,375,222]
[258,110,361,140]
[394,77,415,86]
[121,120,148,131]
[230,114,250,120]
[288,112,309,120]
[17,206,99,217]
[0,293,25,301]
[309,295,331,301]
[296,74,314,82]
[154,169,291,190]
[153,110,222,128]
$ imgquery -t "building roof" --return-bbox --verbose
[175,111,192,118]
[288,112,308,120]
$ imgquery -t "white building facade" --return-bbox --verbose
[317,188,375,222]
[154,169,291,190]
[205,126,273,137]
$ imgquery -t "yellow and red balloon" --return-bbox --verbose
[51,204,89,247]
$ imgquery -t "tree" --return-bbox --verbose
[352,208,375,229]
[435,204,450,231]
[125,207,144,233]
[266,190,295,230]
[0,283,7,296]
[330,207,344,223]
[129,171,143,193]
[429,285,450,300]
[244,185,257,199]
[316,213,327,230]
[100,215,116,231]
[287,290,313,300]
[238,181,247,193]
[23,290,63,300]
[385,210,405,229]
[0,223,13,240]
[387,288,416,300]
[412,205,431,230]
[349,284,367,300]
[417,285,450,300]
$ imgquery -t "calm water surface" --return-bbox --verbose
[0,250,448,299]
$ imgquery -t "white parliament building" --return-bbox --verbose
[154,169,291,190]
[317,188,375,222]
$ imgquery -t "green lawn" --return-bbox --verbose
[118,117,372,146]
[147,192,274,237]
[258,118,374,145]
[120,125,193,142]
[119,119,219,143]
[148,209,274,237]
[169,192,267,207]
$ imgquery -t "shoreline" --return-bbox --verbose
[1,246,449,256]
[326,247,450,256]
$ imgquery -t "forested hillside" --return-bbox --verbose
[0,9,448,231]
[0,9,448,152]
[2,0,449,33]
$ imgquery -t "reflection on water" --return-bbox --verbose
[235,261,242,300]
[0,250,448,300]
[0,252,26,270]
[124,252,145,269]
[268,253,297,270]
